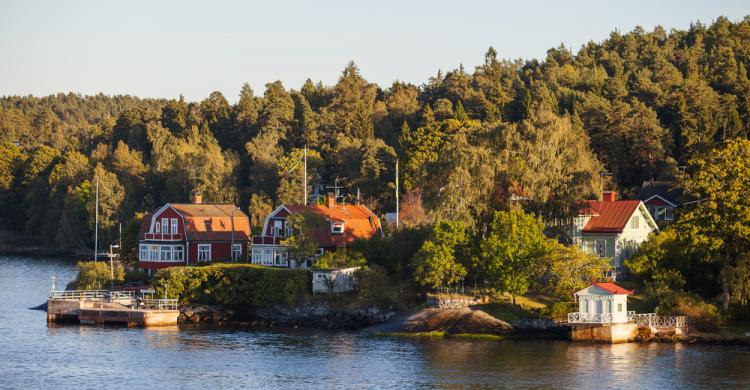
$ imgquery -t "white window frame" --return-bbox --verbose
[232,244,242,261]
[273,220,284,237]
[173,245,183,262]
[171,218,178,234]
[631,216,639,229]
[160,245,172,261]
[331,222,344,235]
[154,222,160,234]
[139,244,148,261]
[595,240,607,258]
[161,218,169,234]
[197,244,211,262]
[663,207,674,221]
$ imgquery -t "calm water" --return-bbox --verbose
[2,256,750,389]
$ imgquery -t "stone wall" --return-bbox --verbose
[426,295,480,309]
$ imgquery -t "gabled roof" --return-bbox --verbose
[266,203,381,246]
[575,282,634,295]
[140,203,250,242]
[580,200,642,233]
[592,282,634,295]
[637,181,685,206]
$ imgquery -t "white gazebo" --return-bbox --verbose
[568,282,634,324]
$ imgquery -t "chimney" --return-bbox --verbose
[602,191,617,202]
[190,190,203,204]
[326,192,336,208]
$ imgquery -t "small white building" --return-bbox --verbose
[568,282,634,324]
[312,266,361,294]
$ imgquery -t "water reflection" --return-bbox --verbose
[4,255,750,389]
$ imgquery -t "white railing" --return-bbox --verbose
[626,311,637,321]
[140,298,179,310]
[633,314,688,328]
[49,290,108,300]
[568,312,613,324]
[108,291,135,300]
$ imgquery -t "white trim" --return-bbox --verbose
[642,194,678,208]
[637,201,659,231]
[261,205,292,237]
[197,244,211,262]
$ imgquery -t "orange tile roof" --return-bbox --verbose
[283,204,381,246]
[140,203,251,242]
[581,200,641,233]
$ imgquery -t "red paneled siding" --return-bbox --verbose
[138,261,181,270]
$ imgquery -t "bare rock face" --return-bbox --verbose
[179,305,234,324]
[402,308,514,335]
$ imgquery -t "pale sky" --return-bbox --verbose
[0,0,747,102]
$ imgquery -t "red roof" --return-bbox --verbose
[276,204,381,246]
[591,282,634,295]
[581,200,641,233]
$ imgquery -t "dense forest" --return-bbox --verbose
[1,17,749,258]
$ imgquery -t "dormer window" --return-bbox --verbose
[331,222,344,235]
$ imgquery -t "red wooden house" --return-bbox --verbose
[251,194,382,268]
[138,191,250,270]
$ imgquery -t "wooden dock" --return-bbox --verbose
[47,290,179,327]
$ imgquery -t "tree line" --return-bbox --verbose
[0,16,749,263]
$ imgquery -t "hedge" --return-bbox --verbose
[152,263,312,307]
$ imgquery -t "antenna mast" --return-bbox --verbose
[396,160,399,229]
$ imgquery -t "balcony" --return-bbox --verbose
[144,233,183,241]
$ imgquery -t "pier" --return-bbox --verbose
[47,290,179,327]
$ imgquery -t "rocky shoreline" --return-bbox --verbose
[178,302,398,330]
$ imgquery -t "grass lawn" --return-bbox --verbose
[472,291,561,322]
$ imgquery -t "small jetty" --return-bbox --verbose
[47,290,179,327]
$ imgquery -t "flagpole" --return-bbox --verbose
[303,145,307,206]
[94,178,99,261]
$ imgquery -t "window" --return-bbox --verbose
[631,216,639,229]
[147,245,159,261]
[161,218,169,234]
[273,220,284,236]
[171,218,178,234]
[160,246,172,261]
[232,244,242,261]
[664,207,673,221]
[316,248,324,256]
[605,300,611,313]
[154,222,160,234]
[198,244,211,262]
[582,299,588,312]
[617,303,623,312]
[595,240,607,257]
[647,206,657,220]
[263,249,273,266]
[331,222,344,235]
[139,244,148,261]
[173,246,183,262]
[252,248,260,264]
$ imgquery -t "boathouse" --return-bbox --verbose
[569,282,635,324]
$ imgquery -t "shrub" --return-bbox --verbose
[543,301,574,321]
[152,263,311,307]
[657,293,720,332]
[74,260,125,290]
